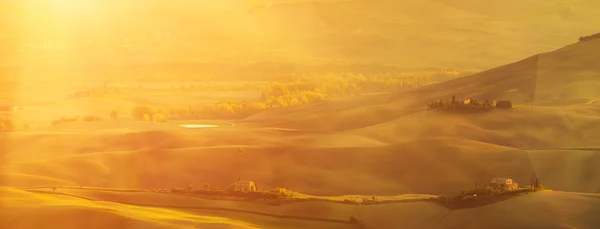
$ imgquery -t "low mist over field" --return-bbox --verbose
[1,1,600,229]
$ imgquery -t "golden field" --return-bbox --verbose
[2,1,600,228]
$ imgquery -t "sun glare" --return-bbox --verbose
[44,0,100,14]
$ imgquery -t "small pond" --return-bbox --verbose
[179,124,219,129]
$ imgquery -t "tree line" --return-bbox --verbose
[579,32,600,42]
[50,115,103,126]
[129,70,474,121]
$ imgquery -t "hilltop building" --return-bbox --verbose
[229,180,258,192]
[495,100,513,109]
[488,178,518,190]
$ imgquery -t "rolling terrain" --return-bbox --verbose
[0,39,599,228]
[2,187,600,229]
[2,4,600,228]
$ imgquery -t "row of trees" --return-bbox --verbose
[130,91,331,121]
[130,69,469,94]
[579,32,600,42]
[131,106,168,122]
[129,70,476,120]
[260,70,471,99]
[0,115,105,132]
[131,102,266,121]
[50,115,103,126]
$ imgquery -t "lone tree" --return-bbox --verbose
[110,110,118,119]
[0,121,8,132]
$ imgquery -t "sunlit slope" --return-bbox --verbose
[3,107,600,196]
[0,187,258,229]
[243,55,542,130]
[0,132,524,194]
[433,191,600,229]
[402,38,600,106]
[224,39,600,195]
[4,0,600,71]
[11,188,600,229]
[5,126,600,195]
[353,103,600,148]
[248,38,600,131]
[22,188,444,229]
[535,39,600,104]
[429,0,594,18]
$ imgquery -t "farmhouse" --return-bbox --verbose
[488,178,518,190]
[495,100,513,109]
[229,180,258,192]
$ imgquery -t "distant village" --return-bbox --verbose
[167,179,298,200]
[161,176,542,205]
[428,95,513,110]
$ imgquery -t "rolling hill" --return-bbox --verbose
[2,4,600,227]
[0,187,260,229]
[3,187,600,229]
[247,37,600,128]
[1,38,599,198]
[236,38,600,194]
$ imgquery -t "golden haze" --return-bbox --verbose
[1,1,600,229]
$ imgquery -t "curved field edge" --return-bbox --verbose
[10,186,582,229]
[0,187,260,229]
[19,188,360,226]
[17,186,550,210]
[16,186,436,205]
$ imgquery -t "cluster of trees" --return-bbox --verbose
[169,184,299,200]
[131,92,328,121]
[579,32,600,42]
[2,114,115,132]
[131,106,168,122]
[50,115,102,126]
[132,102,270,120]
[428,97,494,110]
[0,119,15,132]
[261,70,470,99]
[170,187,279,199]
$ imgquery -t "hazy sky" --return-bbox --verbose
[2,0,600,72]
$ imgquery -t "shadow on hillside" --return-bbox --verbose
[25,190,361,227]
[432,188,544,210]
[429,108,498,114]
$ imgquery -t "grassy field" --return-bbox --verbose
[2,24,600,229]
[3,187,600,229]
[2,40,600,196]
[0,187,261,229]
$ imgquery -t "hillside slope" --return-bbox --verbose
[4,188,600,229]
[0,187,259,229]
[231,39,600,195]
[4,125,600,195]
[247,38,600,129]
[402,38,600,106]
[535,39,600,104]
